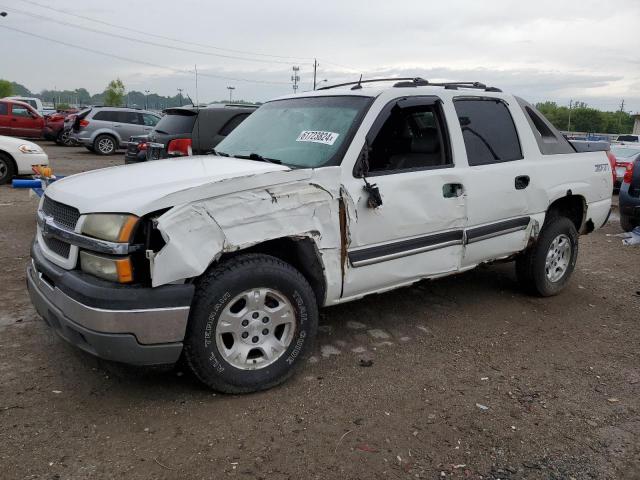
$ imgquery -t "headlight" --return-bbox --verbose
[18,144,42,154]
[81,214,139,242]
[80,251,133,283]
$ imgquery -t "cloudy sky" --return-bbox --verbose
[1,0,639,112]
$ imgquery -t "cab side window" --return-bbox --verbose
[367,104,451,174]
[12,105,31,117]
[453,98,522,166]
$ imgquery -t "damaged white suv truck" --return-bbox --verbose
[28,78,612,393]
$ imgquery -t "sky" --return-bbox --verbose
[1,0,639,112]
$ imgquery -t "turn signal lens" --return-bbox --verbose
[80,251,134,283]
[623,162,634,184]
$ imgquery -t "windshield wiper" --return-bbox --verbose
[235,153,282,164]
[212,150,230,157]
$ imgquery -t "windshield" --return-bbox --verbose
[214,96,372,168]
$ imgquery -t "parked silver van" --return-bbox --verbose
[70,106,160,155]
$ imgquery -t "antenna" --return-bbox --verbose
[194,64,201,155]
[291,66,300,94]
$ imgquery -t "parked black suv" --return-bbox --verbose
[124,104,257,163]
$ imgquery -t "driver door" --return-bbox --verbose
[341,96,467,299]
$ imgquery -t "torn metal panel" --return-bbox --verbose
[151,168,345,301]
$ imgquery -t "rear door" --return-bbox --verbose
[453,97,536,267]
[10,103,42,138]
[0,102,10,135]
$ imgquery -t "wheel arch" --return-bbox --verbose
[0,149,18,176]
[93,130,120,148]
[218,236,327,305]
[545,191,588,233]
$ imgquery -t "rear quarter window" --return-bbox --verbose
[155,113,197,134]
[218,113,250,136]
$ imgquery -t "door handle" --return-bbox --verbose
[515,175,530,190]
[443,183,464,198]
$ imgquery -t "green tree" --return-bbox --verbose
[0,79,13,98]
[104,79,125,106]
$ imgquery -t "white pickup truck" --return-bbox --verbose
[27,78,612,393]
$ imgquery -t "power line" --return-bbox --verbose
[3,5,311,66]
[15,0,313,62]
[0,24,289,85]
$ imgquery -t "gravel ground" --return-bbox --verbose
[1,142,639,480]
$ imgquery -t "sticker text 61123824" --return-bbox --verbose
[296,131,340,146]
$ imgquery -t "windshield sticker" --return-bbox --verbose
[296,130,340,146]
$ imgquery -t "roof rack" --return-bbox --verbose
[317,77,501,92]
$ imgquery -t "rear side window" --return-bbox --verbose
[121,112,141,124]
[0,103,7,115]
[154,113,196,134]
[617,135,639,142]
[218,113,250,136]
[93,111,118,122]
[454,98,523,166]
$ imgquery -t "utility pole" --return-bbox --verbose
[619,99,625,132]
[227,86,235,103]
[291,66,300,94]
[567,99,573,132]
[177,88,183,106]
[144,89,150,110]
[313,59,318,90]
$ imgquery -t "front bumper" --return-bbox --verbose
[28,241,195,365]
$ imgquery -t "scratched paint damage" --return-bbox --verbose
[150,167,346,300]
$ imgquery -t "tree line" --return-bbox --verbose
[534,101,633,134]
[0,78,255,110]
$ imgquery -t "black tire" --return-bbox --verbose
[0,152,16,186]
[93,134,117,155]
[56,129,73,146]
[184,254,318,394]
[516,217,578,297]
[620,214,635,232]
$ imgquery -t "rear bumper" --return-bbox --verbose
[28,241,194,365]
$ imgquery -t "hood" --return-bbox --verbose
[0,135,41,151]
[44,155,308,216]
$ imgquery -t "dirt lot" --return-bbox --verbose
[1,142,639,480]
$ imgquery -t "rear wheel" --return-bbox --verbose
[184,254,318,393]
[516,217,578,296]
[94,135,117,155]
[0,153,16,185]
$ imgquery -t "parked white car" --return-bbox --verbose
[27,78,612,393]
[2,96,45,115]
[0,135,48,185]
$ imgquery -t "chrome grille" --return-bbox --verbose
[43,236,71,258]
[42,195,80,230]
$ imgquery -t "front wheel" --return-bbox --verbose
[516,217,578,296]
[0,153,16,185]
[184,254,318,393]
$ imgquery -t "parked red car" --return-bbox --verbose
[0,99,44,138]
[43,108,79,145]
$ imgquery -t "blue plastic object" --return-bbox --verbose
[12,179,43,189]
